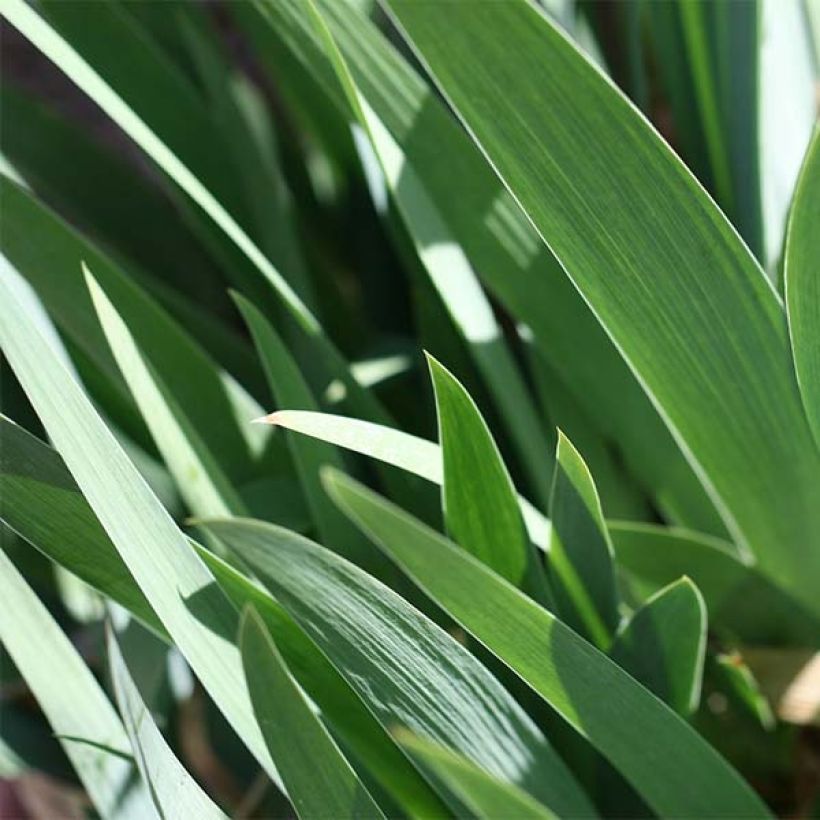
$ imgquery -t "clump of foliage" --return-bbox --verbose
[1,0,818,817]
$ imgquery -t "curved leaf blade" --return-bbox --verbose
[323,468,770,818]
[549,432,619,648]
[785,130,820,448]
[200,517,596,818]
[240,608,385,820]
[610,578,707,715]
[396,730,556,820]
[0,548,148,820]
[381,0,820,614]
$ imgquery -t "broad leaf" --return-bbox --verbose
[324,468,770,818]
[549,432,619,648]
[239,608,385,820]
[107,628,227,820]
[785,130,820,448]
[610,578,706,715]
[243,0,723,535]
[200,517,596,818]
[382,0,820,616]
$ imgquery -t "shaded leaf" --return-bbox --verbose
[239,608,385,820]
[324,468,770,818]
[549,432,619,649]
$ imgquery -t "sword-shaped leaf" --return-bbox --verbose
[323,468,770,818]
[239,608,385,820]
[381,0,820,616]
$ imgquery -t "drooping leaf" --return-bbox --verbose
[395,730,556,820]
[610,578,707,715]
[785,130,820,448]
[0,415,164,637]
[107,627,227,820]
[609,522,820,647]
[428,355,550,601]
[548,431,619,649]
[200,517,596,818]
[239,608,385,820]
[323,468,770,818]
[381,0,820,616]
[0,417,447,818]
[0,548,148,820]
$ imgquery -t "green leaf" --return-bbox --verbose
[200,517,596,818]
[785,130,820,448]
[428,355,550,601]
[0,178,270,484]
[0,262,278,781]
[610,578,706,715]
[549,432,620,649]
[239,608,385,820]
[107,627,227,820]
[609,522,820,647]
[395,730,556,820]
[87,269,246,518]
[0,415,164,637]
[713,652,775,731]
[304,0,554,505]
[381,0,820,615]
[0,418,447,818]
[0,547,148,820]
[235,293,387,574]
[324,468,770,818]
[247,0,723,536]
[260,409,551,549]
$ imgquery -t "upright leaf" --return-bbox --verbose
[107,628,227,820]
[87,270,246,518]
[0,263,278,780]
[0,418,447,818]
[240,608,385,820]
[201,517,596,818]
[428,356,550,601]
[548,432,619,649]
[610,522,820,647]
[236,293,387,574]
[324,468,770,818]
[785,130,820,448]
[382,0,820,615]
[0,548,148,820]
[243,0,723,535]
[610,578,707,715]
